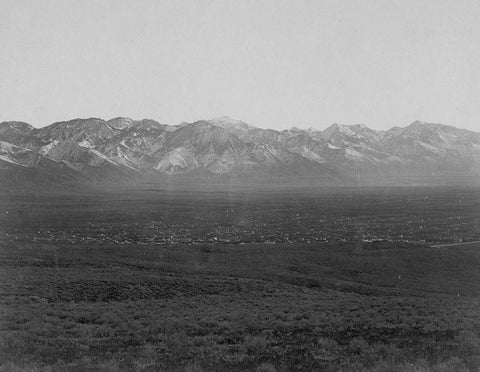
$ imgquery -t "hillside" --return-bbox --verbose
[1,117,479,190]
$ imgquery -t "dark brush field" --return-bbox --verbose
[0,186,480,371]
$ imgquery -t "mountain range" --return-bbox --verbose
[1,116,479,190]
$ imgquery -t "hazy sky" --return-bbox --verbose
[1,0,479,131]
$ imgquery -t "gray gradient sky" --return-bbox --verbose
[1,0,479,131]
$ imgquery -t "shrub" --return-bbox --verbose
[256,362,277,372]
[97,358,122,372]
[0,363,53,372]
[434,357,469,372]
[243,335,270,355]
[364,356,470,372]
[397,359,431,372]
[373,342,402,363]
[165,331,191,359]
[183,360,205,372]
[317,337,339,352]
[348,337,372,355]
[311,337,340,361]
[455,329,480,350]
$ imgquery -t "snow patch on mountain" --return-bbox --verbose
[39,140,59,155]
[0,141,20,152]
[78,140,94,149]
[155,148,195,173]
[327,143,341,150]
[1,117,480,185]
[0,154,23,166]
[345,148,370,162]
[300,146,325,163]
[414,140,444,154]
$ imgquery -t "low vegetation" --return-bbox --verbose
[1,240,479,371]
[1,188,479,371]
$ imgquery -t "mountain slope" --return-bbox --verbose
[0,117,479,189]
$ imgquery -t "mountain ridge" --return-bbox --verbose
[1,116,479,190]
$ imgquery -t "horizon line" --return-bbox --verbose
[0,116,473,133]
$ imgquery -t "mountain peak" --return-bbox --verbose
[208,116,254,131]
[0,121,36,145]
[1,115,480,188]
[410,120,426,126]
[405,120,433,130]
[210,115,238,122]
[0,121,35,131]
[322,123,353,140]
[73,117,104,123]
[107,117,134,130]
[404,121,459,134]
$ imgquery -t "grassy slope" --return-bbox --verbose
[1,241,480,371]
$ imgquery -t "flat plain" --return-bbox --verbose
[0,186,479,371]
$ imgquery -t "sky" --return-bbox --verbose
[1,0,479,131]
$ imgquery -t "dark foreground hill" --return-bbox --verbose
[1,117,480,190]
[1,241,479,371]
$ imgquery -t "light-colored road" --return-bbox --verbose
[431,240,480,248]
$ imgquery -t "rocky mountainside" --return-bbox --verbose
[1,116,479,189]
